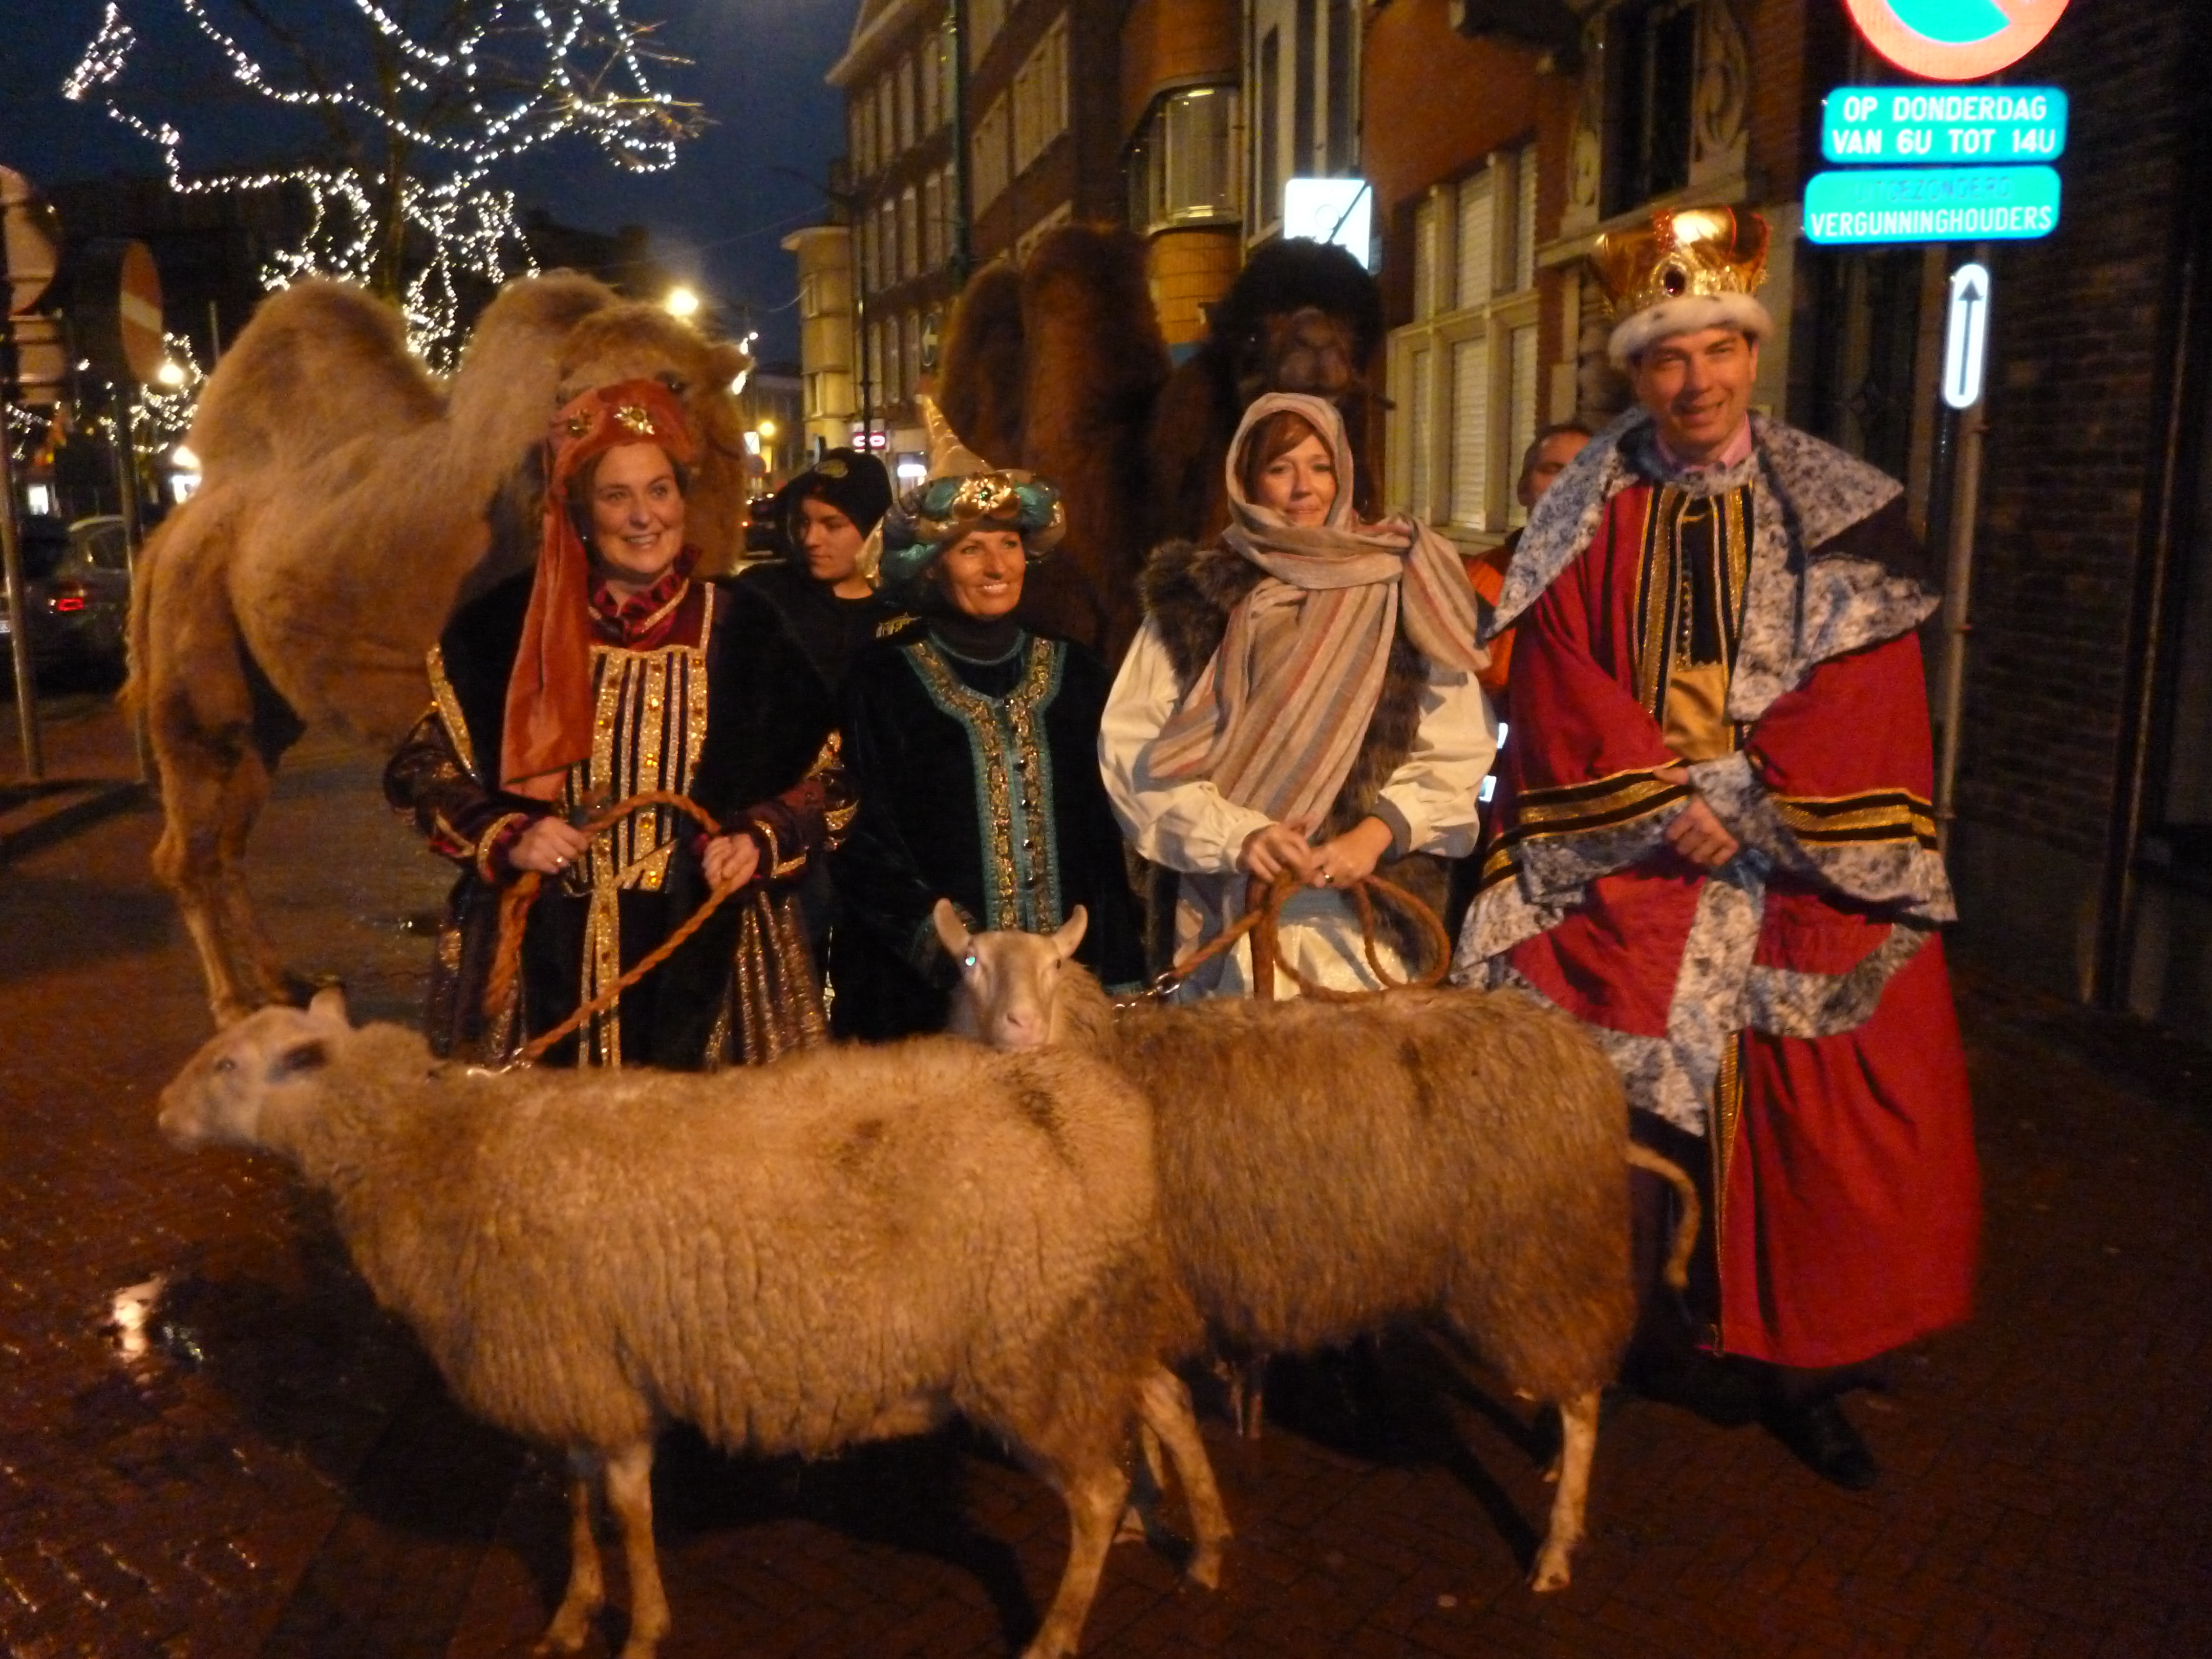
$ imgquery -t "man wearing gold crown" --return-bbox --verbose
[1453,208,1980,1489]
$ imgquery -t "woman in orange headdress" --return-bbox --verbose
[385,379,852,1068]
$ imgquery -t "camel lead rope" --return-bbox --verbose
[481,790,743,1064]
[1138,868,1453,1006]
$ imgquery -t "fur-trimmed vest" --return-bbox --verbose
[1139,539,1431,841]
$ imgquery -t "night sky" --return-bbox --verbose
[0,1,854,362]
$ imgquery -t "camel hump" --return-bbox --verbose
[462,269,623,378]
[189,281,440,477]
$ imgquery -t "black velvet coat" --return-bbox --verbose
[831,624,1144,1040]
[387,570,844,1068]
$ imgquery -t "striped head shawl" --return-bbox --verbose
[1146,392,1487,829]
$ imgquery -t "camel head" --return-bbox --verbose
[556,303,754,575]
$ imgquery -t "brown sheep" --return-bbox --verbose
[937,903,1699,1592]
[157,989,1229,1658]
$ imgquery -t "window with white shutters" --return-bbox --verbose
[973,98,1011,209]
[923,171,945,269]
[972,0,1007,60]
[1408,347,1432,517]
[1514,148,1539,294]
[1455,171,1494,309]
[1449,338,1489,527]
[1507,323,1540,526]
[1386,143,1544,538]
[1412,197,1439,322]
[899,187,918,281]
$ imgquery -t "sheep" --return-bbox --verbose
[156,987,1230,1659]
[937,901,1699,1593]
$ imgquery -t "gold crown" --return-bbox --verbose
[1591,207,1770,321]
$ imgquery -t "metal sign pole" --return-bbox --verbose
[110,381,153,781]
[0,398,43,780]
[1934,245,1994,844]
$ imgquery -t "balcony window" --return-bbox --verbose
[1128,86,1241,236]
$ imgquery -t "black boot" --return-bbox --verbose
[1621,1348,1762,1427]
[1764,1394,1879,1490]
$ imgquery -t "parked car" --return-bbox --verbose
[0,515,132,686]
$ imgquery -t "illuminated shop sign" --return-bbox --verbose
[1821,86,2067,164]
[1282,177,1375,269]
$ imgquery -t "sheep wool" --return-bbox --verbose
[943,906,1671,1593]
[157,989,1224,1659]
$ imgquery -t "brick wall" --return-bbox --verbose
[1950,2,2197,993]
[1119,0,1238,142]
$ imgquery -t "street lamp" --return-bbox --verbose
[664,285,700,319]
[154,359,186,388]
[756,418,777,440]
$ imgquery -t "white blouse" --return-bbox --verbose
[1099,616,1498,996]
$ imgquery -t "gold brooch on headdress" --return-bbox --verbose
[1591,207,1770,322]
[613,403,658,438]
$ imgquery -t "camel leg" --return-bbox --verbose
[603,1440,669,1659]
[537,1449,605,1655]
[1135,1365,1232,1589]
[208,742,314,1007]
[150,734,265,1026]
[1021,1456,1131,1659]
[1530,1388,1600,1592]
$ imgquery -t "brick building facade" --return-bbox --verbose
[1947,2,2212,1035]
[797,0,2212,1044]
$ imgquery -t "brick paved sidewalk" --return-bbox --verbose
[2,734,2207,1657]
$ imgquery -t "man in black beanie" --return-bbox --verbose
[741,448,896,695]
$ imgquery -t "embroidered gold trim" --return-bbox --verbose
[904,638,1058,931]
[1515,769,1680,827]
[630,577,693,639]
[554,587,717,1065]
[1710,1032,1745,1313]
[425,645,479,778]
[474,812,528,883]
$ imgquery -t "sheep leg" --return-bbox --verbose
[1529,1388,1600,1592]
[1115,1421,1164,1546]
[1022,1459,1130,1659]
[1222,1355,1268,1439]
[1135,1365,1232,1589]
[603,1441,670,1659]
[538,1450,604,1655]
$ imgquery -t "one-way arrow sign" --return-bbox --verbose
[1943,261,1991,410]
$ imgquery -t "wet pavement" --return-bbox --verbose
[3,708,2209,1658]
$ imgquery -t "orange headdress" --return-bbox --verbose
[500,378,697,799]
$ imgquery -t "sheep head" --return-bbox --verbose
[935,900,1089,1052]
[158,987,350,1151]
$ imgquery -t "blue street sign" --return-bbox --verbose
[1803,165,2062,245]
[1822,85,2067,164]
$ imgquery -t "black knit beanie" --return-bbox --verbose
[781,449,892,549]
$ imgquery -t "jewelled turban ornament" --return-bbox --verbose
[875,397,1066,598]
[1591,206,1772,369]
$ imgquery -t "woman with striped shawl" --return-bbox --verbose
[1101,392,1497,998]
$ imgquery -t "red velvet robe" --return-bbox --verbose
[1467,464,1980,1368]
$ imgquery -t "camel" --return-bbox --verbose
[130,271,754,1025]
[935,228,1384,664]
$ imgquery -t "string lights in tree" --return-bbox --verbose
[64,1,703,361]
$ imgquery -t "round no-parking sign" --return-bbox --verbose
[1843,0,2070,82]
